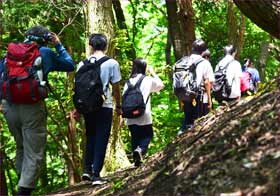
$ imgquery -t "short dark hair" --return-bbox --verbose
[25,26,50,39]
[224,45,237,55]
[192,39,207,55]
[89,33,107,51]
[130,58,147,77]
[202,49,211,59]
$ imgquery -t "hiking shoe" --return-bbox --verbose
[82,173,93,181]
[92,176,107,186]
[133,146,143,167]
[177,128,186,136]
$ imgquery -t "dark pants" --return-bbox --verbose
[181,98,208,129]
[128,124,153,155]
[83,108,112,176]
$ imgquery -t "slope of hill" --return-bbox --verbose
[50,85,280,196]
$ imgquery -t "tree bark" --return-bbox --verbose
[227,0,246,60]
[112,0,136,60]
[0,149,8,196]
[257,42,270,81]
[166,0,186,60]
[86,0,130,175]
[176,0,195,56]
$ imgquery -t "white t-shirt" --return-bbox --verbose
[123,74,164,126]
[77,54,121,108]
[189,54,214,103]
[215,55,242,98]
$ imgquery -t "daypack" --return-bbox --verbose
[1,42,48,104]
[172,56,204,102]
[212,59,234,102]
[122,75,147,119]
[73,56,110,114]
[240,71,254,93]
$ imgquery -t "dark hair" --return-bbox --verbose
[224,45,237,55]
[192,39,207,55]
[244,58,254,67]
[202,49,211,59]
[25,26,51,44]
[89,33,107,51]
[130,58,147,77]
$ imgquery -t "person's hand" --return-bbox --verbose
[50,32,60,45]
[208,99,212,110]
[147,66,156,76]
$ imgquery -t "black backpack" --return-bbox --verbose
[212,59,235,102]
[73,56,110,114]
[173,56,204,102]
[122,75,148,119]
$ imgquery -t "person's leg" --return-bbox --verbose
[19,102,47,192]
[1,100,24,177]
[128,124,138,152]
[92,108,112,177]
[133,124,153,155]
[82,112,97,179]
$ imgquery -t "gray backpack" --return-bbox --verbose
[173,56,204,102]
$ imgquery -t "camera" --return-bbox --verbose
[43,33,53,42]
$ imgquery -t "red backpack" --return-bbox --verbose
[1,42,48,104]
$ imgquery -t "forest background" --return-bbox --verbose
[0,0,279,195]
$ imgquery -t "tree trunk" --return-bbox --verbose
[177,0,195,56]
[0,149,8,196]
[166,0,186,60]
[112,0,136,60]
[227,0,246,60]
[86,0,130,175]
[257,42,270,81]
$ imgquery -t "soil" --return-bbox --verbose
[49,87,280,196]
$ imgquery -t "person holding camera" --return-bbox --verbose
[0,25,75,195]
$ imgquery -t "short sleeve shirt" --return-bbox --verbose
[123,74,164,126]
[215,55,242,98]
[77,54,121,108]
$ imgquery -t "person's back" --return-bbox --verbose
[177,39,214,135]
[0,25,74,195]
[214,45,242,102]
[122,58,164,167]
[73,33,122,185]
[243,58,261,92]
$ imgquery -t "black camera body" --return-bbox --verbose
[43,33,53,42]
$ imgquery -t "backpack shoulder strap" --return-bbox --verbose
[223,59,235,70]
[135,75,146,88]
[194,58,204,66]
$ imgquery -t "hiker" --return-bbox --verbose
[0,25,75,196]
[176,39,214,135]
[72,33,122,185]
[122,58,164,167]
[241,58,261,96]
[213,45,242,103]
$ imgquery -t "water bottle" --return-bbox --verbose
[33,56,46,86]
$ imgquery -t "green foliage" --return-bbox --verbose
[0,0,279,195]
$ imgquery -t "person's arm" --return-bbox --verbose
[204,79,212,109]
[41,33,75,73]
[112,82,122,116]
[147,66,164,92]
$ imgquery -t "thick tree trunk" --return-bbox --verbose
[227,0,246,60]
[177,0,195,56]
[86,0,130,175]
[166,0,186,60]
[234,0,280,39]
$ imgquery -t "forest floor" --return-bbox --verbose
[48,84,280,196]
